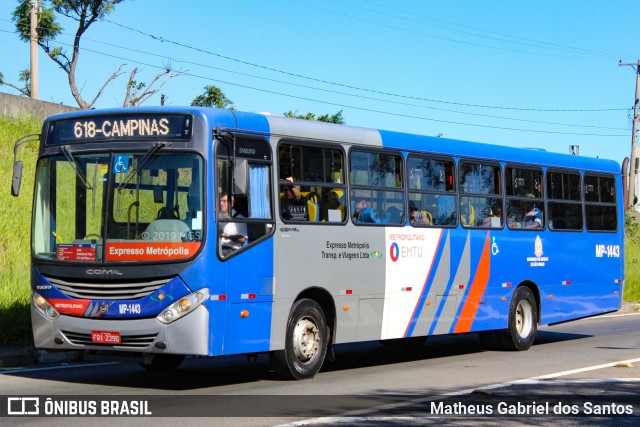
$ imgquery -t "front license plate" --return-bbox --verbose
[91,330,121,344]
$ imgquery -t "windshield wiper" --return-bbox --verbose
[116,142,166,192]
[59,146,93,190]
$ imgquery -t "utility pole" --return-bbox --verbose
[619,60,640,208]
[29,0,39,99]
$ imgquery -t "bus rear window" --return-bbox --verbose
[584,174,617,232]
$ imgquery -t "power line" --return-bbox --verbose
[0,20,632,136]
[61,42,631,138]
[295,0,620,60]
[72,33,630,132]
[358,0,633,59]
[2,18,629,113]
[99,19,628,113]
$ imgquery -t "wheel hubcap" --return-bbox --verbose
[515,300,533,338]
[292,317,320,363]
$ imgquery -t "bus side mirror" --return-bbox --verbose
[11,161,23,197]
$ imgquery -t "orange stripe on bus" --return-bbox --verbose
[453,233,491,333]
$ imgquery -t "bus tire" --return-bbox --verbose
[140,354,185,371]
[271,299,328,380]
[499,286,538,351]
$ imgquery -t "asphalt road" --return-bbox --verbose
[1,311,639,426]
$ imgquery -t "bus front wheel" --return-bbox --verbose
[271,299,328,380]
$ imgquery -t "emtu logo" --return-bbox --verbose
[390,242,400,262]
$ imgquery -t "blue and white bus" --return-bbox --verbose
[12,107,624,379]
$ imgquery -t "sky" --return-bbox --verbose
[0,0,638,164]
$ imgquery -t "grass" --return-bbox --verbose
[0,115,41,346]
[0,115,639,347]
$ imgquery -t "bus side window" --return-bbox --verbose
[279,143,346,224]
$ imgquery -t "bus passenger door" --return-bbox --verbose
[216,136,276,355]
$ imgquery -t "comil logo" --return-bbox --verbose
[86,269,123,276]
[7,397,40,415]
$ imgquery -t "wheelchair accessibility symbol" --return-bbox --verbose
[491,237,499,255]
[113,155,129,174]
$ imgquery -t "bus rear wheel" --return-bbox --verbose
[484,286,537,351]
[271,299,328,380]
[494,286,538,351]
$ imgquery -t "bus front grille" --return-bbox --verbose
[61,331,158,348]
[44,276,172,300]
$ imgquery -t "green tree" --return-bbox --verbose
[191,85,235,109]
[284,110,345,124]
[7,0,178,109]
[0,69,31,96]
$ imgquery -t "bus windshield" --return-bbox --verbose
[32,151,204,263]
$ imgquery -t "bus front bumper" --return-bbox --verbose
[31,304,210,356]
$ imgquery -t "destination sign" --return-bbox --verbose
[47,114,193,144]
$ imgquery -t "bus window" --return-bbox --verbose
[547,170,582,231]
[408,156,456,227]
[278,142,346,223]
[506,166,543,198]
[33,151,205,263]
[505,166,544,230]
[459,162,502,228]
[110,154,202,239]
[33,154,110,261]
[585,174,617,231]
[350,150,404,225]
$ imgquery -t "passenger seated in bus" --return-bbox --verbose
[353,199,368,221]
[409,203,431,225]
[321,190,343,221]
[219,192,247,255]
[523,195,542,229]
[477,202,502,227]
[353,199,379,223]
[281,177,308,220]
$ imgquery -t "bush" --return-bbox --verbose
[624,213,640,302]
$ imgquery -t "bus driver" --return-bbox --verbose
[219,192,248,255]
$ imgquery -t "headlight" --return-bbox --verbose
[157,288,209,324]
[32,292,59,319]
[179,298,191,312]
